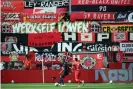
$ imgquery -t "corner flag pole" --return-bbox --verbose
[42,58,44,83]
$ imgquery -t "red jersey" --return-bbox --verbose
[72,61,81,71]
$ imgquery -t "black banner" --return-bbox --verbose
[1,33,28,45]
[115,12,132,21]
[24,0,69,8]
[86,43,119,52]
[71,5,133,12]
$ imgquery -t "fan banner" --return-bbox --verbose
[1,12,23,22]
[70,12,115,21]
[71,5,133,12]
[71,0,133,6]
[1,0,24,12]
[111,32,128,42]
[24,0,69,21]
[102,24,133,33]
[120,42,133,53]
[115,12,133,21]
[116,51,124,63]
[28,32,62,47]
[72,52,104,69]
[23,13,58,22]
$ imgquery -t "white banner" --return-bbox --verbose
[120,43,133,53]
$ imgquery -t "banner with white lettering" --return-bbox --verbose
[71,0,133,12]
[96,33,111,42]
[1,22,102,33]
[1,12,23,22]
[51,42,83,52]
[1,0,24,22]
[72,52,104,69]
[70,0,133,21]
[70,12,115,21]
[71,0,133,6]
[86,43,120,52]
[115,12,132,21]
[23,13,58,22]
[120,42,133,53]
[24,0,69,21]
[62,32,95,42]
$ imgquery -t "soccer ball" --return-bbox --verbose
[11,80,14,84]
[54,83,59,86]
[109,80,113,84]
[68,80,71,83]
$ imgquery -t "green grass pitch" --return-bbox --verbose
[1,83,133,89]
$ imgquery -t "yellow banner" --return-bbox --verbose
[102,24,133,33]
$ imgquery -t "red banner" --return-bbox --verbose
[70,12,115,21]
[112,32,128,42]
[28,32,62,47]
[1,12,23,22]
[72,52,104,69]
[1,56,25,62]
[78,32,95,43]
[23,13,58,22]
[1,0,24,12]
[71,0,133,6]
[24,8,68,22]
[116,51,124,63]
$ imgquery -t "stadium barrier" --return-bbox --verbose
[1,69,133,83]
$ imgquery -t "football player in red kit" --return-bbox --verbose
[72,58,84,87]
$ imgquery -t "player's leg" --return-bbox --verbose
[59,73,65,85]
[75,71,82,87]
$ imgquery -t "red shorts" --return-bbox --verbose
[75,70,80,80]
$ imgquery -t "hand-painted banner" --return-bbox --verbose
[112,32,128,42]
[1,0,24,12]
[71,0,133,6]
[34,52,61,64]
[72,52,104,69]
[23,13,58,22]
[70,12,115,21]
[28,32,62,47]
[102,24,133,32]
[1,12,23,22]
[120,42,133,53]
[1,21,102,33]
